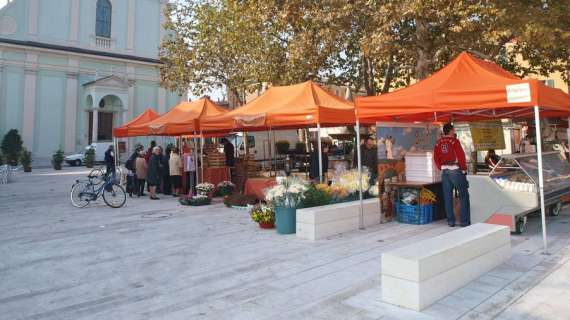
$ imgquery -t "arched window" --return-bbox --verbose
[96,0,112,38]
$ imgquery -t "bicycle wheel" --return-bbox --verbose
[102,183,127,208]
[71,182,91,208]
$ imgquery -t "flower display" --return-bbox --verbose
[249,205,275,223]
[216,181,235,196]
[265,176,308,208]
[179,194,211,206]
[336,169,370,194]
[196,183,215,195]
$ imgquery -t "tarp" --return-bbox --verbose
[355,52,570,123]
[131,98,229,136]
[113,108,160,137]
[200,81,355,132]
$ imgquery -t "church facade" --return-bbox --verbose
[0,0,184,157]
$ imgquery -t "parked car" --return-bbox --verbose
[65,142,113,166]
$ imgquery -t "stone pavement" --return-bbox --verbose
[0,167,569,320]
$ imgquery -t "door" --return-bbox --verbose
[98,112,114,141]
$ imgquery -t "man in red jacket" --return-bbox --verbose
[434,123,470,227]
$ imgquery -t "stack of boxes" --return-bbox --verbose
[404,151,441,183]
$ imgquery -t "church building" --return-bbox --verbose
[0,0,184,158]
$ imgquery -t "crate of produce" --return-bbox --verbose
[397,203,433,225]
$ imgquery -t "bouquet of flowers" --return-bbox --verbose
[336,169,370,194]
[249,205,275,223]
[196,183,215,195]
[216,181,235,196]
[265,176,308,208]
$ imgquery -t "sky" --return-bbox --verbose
[0,0,8,9]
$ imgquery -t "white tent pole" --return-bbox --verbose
[317,123,323,183]
[193,132,199,184]
[534,105,548,254]
[356,120,364,230]
[200,130,204,184]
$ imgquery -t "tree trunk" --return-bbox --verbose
[381,54,395,93]
[362,55,376,96]
[414,18,433,80]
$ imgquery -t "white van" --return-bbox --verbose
[64,142,113,166]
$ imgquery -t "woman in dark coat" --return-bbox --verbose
[309,143,329,182]
[147,147,161,200]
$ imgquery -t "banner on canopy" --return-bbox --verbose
[469,120,505,150]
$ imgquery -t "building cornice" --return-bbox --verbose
[0,37,162,65]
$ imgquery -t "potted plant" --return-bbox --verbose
[196,182,215,198]
[84,148,95,168]
[20,148,32,172]
[1,129,23,166]
[265,176,308,234]
[52,148,64,170]
[250,205,275,229]
[216,181,235,197]
[275,140,290,155]
[180,194,211,206]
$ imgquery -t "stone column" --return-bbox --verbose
[160,0,168,40]
[68,0,80,45]
[64,70,78,152]
[27,0,39,40]
[126,0,136,53]
[22,54,38,151]
[127,65,136,119]
[92,108,99,143]
[158,87,167,113]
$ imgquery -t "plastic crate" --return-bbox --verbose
[397,203,433,225]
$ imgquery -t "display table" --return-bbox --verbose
[244,177,276,200]
[385,180,445,223]
[202,167,231,186]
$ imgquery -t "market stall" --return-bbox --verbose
[355,51,570,252]
[200,80,355,186]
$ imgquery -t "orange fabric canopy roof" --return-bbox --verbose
[200,81,355,132]
[355,52,570,124]
[132,98,229,136]
[113,108,160,137]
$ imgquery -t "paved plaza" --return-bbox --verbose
[1,168,569,320]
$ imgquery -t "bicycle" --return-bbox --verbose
[88,166,124,185]
[71,172,127,208]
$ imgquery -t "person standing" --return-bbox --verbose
[354,136,378,185]
[183,147,197,196]
[135,150,147,197]
[309,143,329,182]
[161,145,172,195]
[222,138,235,167]
[169,147,183,197]
[434,123,470,227]
[147,147,161,200]
[104,145,116,181]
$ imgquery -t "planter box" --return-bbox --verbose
[381,223,511,311]
[296,198,380,240]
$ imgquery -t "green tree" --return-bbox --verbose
[1,129,24,166]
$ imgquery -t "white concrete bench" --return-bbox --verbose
[381,223,511,311]
[296,198,380,240]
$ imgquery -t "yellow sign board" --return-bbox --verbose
[470,121,505,150]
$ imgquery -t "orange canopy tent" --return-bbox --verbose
[355,52,570,124]
[131,97,229,136]
[200,81,355,132]
[113,108,160,138]
[354,51,570,253]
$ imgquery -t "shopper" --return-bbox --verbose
[183,146,197,196]
[354,136,378,184]
[169,147,183,197]
[104,145,116,181]
[434,123,470,227]
[221,138,235,167]
[161,145,172,195]
[145,140,156,163]
[147,146,161,200]
[135,150,147,197]
[309,143,329,182]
